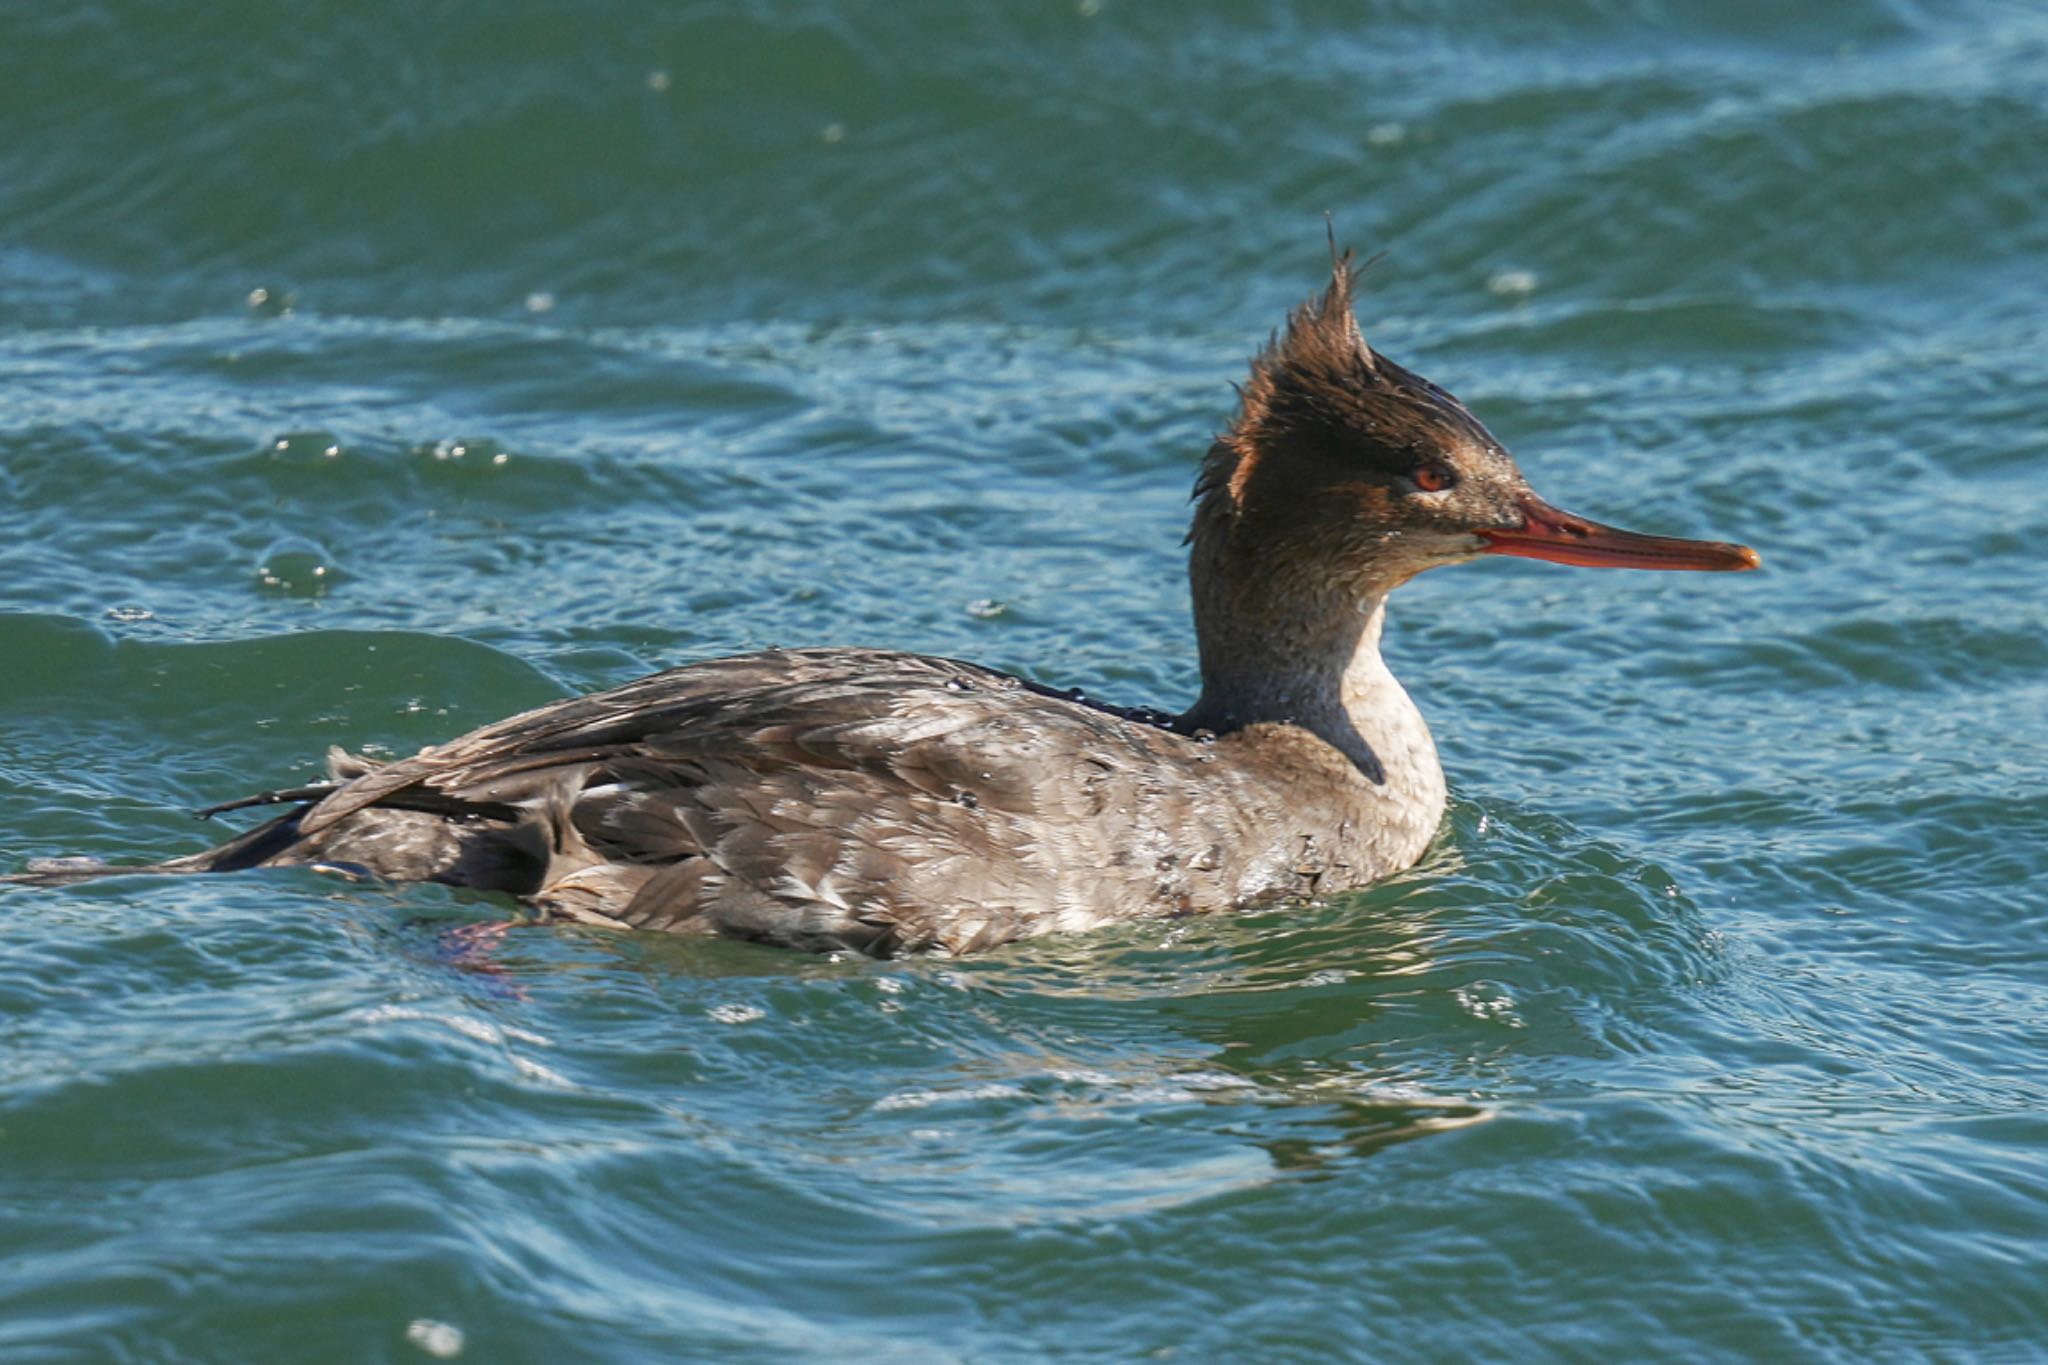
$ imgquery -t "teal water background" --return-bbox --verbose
[4,2,2047,1359]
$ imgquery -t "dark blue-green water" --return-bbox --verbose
[4,3,2047,1359]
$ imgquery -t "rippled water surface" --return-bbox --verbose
[4,3,2047,1359]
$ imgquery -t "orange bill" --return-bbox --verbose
[1478,493,1760,571]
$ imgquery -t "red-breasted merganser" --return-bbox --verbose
[9,254,1758,954]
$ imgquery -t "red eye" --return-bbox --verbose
[1413,463,1455,492]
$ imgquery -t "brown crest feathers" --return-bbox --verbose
[1196,250,1382,514]
[1192,250,1499,522]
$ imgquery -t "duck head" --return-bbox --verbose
[1190,252,1759,599]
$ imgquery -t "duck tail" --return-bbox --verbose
[1,801,321,887]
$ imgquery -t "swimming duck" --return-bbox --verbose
[10,254,1757,954]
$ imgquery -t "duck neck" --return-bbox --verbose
[1184,565,1437,795]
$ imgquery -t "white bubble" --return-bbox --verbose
[255,536,336,597]
[1454,980,1525,1027]
[1366,122,1406,147]
[524,291,556,313]
[247,285,293,317]
[1488,269,1539,299]
[405,1319,465,1358]
[821,122,847,144]
[645,69,671,93]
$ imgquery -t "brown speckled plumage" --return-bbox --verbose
[7,252,1758,955]
[236,648,1422,955]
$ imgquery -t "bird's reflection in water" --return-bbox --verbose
[389,841,1505,1190]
